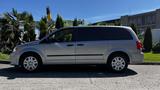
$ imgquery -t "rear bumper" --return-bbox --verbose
[130,52,144,64]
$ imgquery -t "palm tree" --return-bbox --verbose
[0,8,36,53]
[2,9,21,53]
[0,18,13,53]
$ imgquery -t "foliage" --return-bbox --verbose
[73,18,78,26]
[0,52,9,61]
[152,42,160,53]
[23,14,36,42]
[79,19,85,25]
[0,9,21,53]
[73,18,85,26]
[130,24,138,34]
[55,14,64,29]
[143,27,152,52]
[0,9,36,54]
[38,17,48,39]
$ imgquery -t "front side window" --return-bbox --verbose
[47,29,75,43]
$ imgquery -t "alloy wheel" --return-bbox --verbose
[23,56,39,71]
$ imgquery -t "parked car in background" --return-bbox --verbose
[10,26,144,72]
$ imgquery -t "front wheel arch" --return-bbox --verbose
[19,51,43,66]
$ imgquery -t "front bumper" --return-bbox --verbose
[10,52,20,65]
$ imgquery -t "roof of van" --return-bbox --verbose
[61,26,132,30]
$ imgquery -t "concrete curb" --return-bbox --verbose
[0,60,160,65]
[133,62,160,65]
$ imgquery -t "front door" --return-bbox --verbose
[41,28,76,64]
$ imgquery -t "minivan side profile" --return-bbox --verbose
[10,26,144,72]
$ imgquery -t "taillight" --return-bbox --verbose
[136,41,143,50]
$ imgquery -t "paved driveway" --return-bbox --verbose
[0,64,160,90]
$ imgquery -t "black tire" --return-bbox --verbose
[107,54,128,73]
[20,53,41,72]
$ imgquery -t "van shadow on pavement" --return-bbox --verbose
[0,65,137,80]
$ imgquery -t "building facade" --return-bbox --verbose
[92,9,160,32]
[121,9,160,31]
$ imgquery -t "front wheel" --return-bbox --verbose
[20,54,41,72]
[107,54,128,72]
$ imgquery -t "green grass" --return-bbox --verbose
[0,52,160,62]
[0,52,9,61]
[144,53,160,62]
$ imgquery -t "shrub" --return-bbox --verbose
[143,27,152,52]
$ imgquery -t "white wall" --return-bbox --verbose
[152,29,160,45]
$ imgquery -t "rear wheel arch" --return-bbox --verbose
[107,51,130,64]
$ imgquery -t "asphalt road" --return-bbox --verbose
[0,64,160,90]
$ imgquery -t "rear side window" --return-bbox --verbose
[103,27,133,40]
[76,27,133,41]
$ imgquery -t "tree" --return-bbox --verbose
[28,14,36,41]
[130,24,138,34]
[39,17,47,39]
[0,18,13,53]
[2,9,22,53]
[0,9,36,53]
[23,14,36,42]
[73,18,78,26]
[55,14,64,29]
[143,27,152,52]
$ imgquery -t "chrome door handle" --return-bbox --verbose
[67,44,74,46]
[77,44,84,46]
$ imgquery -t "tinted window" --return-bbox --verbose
[76,27,133,41]
[48,28,75,42]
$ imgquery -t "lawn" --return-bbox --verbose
[144,53,160,62]
[0,52,9,61]
[0,52,160,62]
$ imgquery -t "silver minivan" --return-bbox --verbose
[10,26,144,72]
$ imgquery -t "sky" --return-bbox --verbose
[0,0,160,23]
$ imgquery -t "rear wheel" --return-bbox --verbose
[107,54,128,72]
[20,54,41,72]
